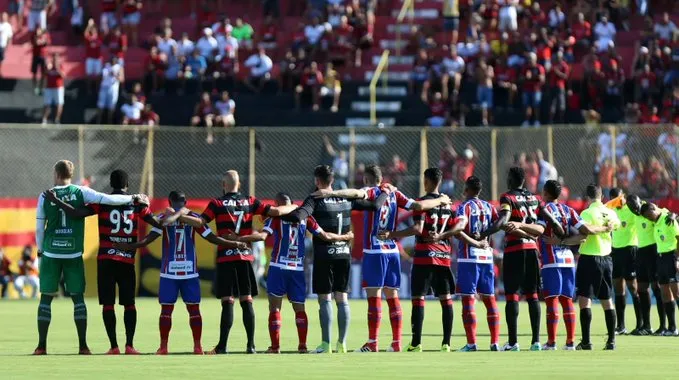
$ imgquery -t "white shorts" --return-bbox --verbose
[122,12,141,26]
[44,87,65,106]
[85,58,103,76]
[219,114,235,125]
[97,85,119,110]
[100,12,118,30]
[28,10,46,31]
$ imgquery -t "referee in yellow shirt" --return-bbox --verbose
[576,185,620,350]
[640,202,679,336]
[608,189,642,335]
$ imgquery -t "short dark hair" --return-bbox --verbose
[585,183,602,200]
[110,169,129,190]
[275,192,292,205]
[365,165,383,183]
[465,176,482,195]
[543,180,562,199]
[424,167,443,185]
[508,166,525,187]
[314,165,334,185]
[168,190,186,203]
[639,202,651,215]
[609,187,622,199]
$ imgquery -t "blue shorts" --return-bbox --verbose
[158,277,201,304]
[267,266,306,304]
[477,86,493,109]
[522,91,542,107]
[443,17,460,31]
[456,262,495,296]
[542,267,575,298]
[362,253,401,289]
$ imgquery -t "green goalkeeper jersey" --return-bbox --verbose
[36,184,135,258]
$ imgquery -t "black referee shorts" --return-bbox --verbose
[576,255,613,300]
[502,249,541,296]
[636,244,658,283]
[312,257,350,295]
[215,260,259,298]
[656,253,679,285]
[97,259,136,306]
[612,246,637,280]
[410,264,455,297]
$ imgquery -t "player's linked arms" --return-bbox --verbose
[42,189,95,218]
[113,231,162,250]
[319,230,354,242]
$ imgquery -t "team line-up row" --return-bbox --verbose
[33,160,679,355]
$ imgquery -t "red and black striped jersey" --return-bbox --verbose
[201,192,271,262]
[499,188,540,253]
[89,201,158,264]
[412,193,463,267]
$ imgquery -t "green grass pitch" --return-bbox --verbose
[0,298,675,379]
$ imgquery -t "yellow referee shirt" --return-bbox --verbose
[579,201,621,256]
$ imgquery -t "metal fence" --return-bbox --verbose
[1,124,677,200]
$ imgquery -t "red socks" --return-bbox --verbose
[269,310,281,349]
[186,304,202,348]
[482,296,500,345]
[386,297,402,344]
[546,297,559,345]
[295,311,308,347]
[367,297,382,342]
[159,304,174,349]
[559,296,576,345]
[462,296,477,345]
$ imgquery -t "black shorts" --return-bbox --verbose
[502,249,540,296]
[97,259,136,306]
[636,244,658,283]
[312,258,350,294]
[656,253,679,285]
[576,255,613,300]
[411,264,455,297]
[443,16,460,31]
[0,47,5,63]
[215,261,259,298]
[612,246,637,280]
[31,56,46,75]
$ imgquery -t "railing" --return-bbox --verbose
[1,124,677,201]
[369,49,390,126]
[395,0,415,57]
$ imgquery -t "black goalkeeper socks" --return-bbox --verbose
[241,300,256,348]
[102,306,117,349]
[217,300,234,350]
[124,306,137,347]
[410,300,425,347]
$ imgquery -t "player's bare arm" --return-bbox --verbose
[114,231,162,250]
[455,231,490,249]
[225,231,269,243]
[203,233,248,250]
[542,233,586,246]
[42,189,95,218]
[267,204,299,217]
[313,188,368,199]
[537,206,566,238]
[379,219,424,240]
[410,194,451,211]
[481,209,511,238]
[504,221,545,238]
[577,222,613,236]
[318,230,354,242]
[352,190,390,211]
[280,197,315,223]
[429,219,467,242]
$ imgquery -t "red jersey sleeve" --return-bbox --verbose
[365,187,377,201]
[499,194,512,213]
[190,211,212,237]
[200,199,217,222]
[395,190,414,210]
[88,204,101,214]
[306,216,323,235]
[250,197,271,216]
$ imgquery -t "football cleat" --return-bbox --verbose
[310,342,332,354]
[264,346,281,354]
[501,342,520,352]
[32,347,47,356]
[79,347,92,355]
[458,344,477,352]
[246,345,257,354]
[490,344,500,352]
[530,342,542,351]
[615,327,628,335]
[563,343,576,351]
[206,346,228,355]
[629,328,648,336]
[156,347,169,355]
[661,329,679,337]
[298,344,308,354]
[653,327,667,336]
[575,342,593,350]
[106,347,121,355]
[386,342,401,352]
[440,344,451,353]
[355,342,378,353]
[193,346,204,355]
[335,341,347,354]
[125,346,141,355]
[604,342,616,350]
[541,343,557,351]
[406,344,423,352]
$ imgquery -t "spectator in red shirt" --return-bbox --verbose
[0,248,12,299]
[426,91,448,127]
[640,105,661,124]
[145,46,166,93]
[84,20,103,95]
[605,59,625,111]
[121,0,142,46]
[31,27,50,95]
[571,12,592,53]
[140,103,159,126]
[521,52,546,127]
[331,16,354,67]
[107,26,128,66]
[191,92,216,143]
[42,53,64,125]
[454,145,477,185]
[586,60,606,110]
[259,15,278,50]
[635,60,657,104]
[295,61,324,111]
[547,51,570,124]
